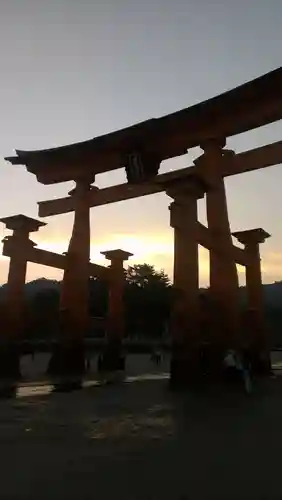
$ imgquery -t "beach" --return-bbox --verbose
[1,353,282,499]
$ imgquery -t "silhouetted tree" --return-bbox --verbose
[23,264,173,340]
[26,287,60,339]
[125,264,172,338]
[88,277,108,317]
[125,264,171,287]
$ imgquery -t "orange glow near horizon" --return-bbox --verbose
[0,232,210,285]
[0,233,281,287]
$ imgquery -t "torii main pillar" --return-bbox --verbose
[51,175,94,378]
[233,228,271,372]
[0,215,46,379]
[194,139,240,348]
[166,176,207,386]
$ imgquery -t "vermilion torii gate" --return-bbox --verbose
[5,66,282,381]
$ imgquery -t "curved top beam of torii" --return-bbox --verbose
[5,67,282,185]
[38,140,282,217]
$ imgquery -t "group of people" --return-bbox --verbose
[150,343,254,393]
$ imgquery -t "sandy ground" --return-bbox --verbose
[19,352,171,382]
[19,350,282,382]
[1,353,282,499]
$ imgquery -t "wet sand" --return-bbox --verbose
[1,359,282,499]
[19,352,171,382]
[19,350,282,382]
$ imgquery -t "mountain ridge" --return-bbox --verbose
[0,277,282,308]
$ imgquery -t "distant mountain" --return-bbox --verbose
[0,278,282,308]
[262,281,282,308]
[24,278,60,296]
[0,278,60,300]
[238,281,282,309]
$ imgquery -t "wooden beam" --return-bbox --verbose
[1,220,247,270]
[197,222,247,267]
[2,241,108,279]
[38,140,282,217]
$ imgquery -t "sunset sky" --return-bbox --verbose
[0,0,282,286]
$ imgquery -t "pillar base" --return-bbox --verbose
[47,341,85,389]
[199,343,226,381]
[169,357,190,389]
[245,349,272,377]
[98,339,125,377]
[169,344,202,389]
[0,342,21,381]
[169,343,226,389]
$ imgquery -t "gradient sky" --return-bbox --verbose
[0,0,282,286]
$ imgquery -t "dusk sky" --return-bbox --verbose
[0,0,282,286]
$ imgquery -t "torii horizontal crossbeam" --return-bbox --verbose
[38,140,282,217]
[2,239,109,279]
[2,220,244,268]
[197,222,247,267]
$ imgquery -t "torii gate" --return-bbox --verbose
[5,66,282,382]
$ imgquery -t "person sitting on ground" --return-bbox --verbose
[223,349,252,393]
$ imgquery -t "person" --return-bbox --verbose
[199,342,209,378]
[30,346,35,362]
[223,349,252,394]
[242,360,252,394]
[150,349,161,366]
[85,355,91,372]
[97,353,102,372]
[223,349,238,382]
[236,350,252,394]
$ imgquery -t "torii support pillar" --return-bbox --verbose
[166,176,207,387]
[194,139,240,349]
[99,249,133,373]
[233,228,271,373]
[49,176,94,381]
[0,215,46,379]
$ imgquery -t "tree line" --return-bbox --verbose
[24,264,173,340]
[9,262,282,347]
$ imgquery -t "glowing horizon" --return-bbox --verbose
[0,230,281,288]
